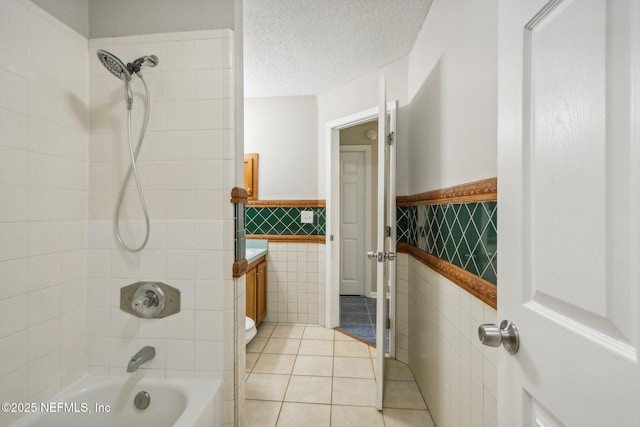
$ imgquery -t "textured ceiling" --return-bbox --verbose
[243,0,432,98]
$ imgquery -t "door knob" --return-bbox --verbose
[385,251,396,261]
[367,251,383,262]
[478,320,520,355]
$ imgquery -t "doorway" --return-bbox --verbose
[325,101,397,354]
[339,122,376,344]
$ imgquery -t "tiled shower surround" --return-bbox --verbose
[0,3,88,425]
[398,202,498,284]
[87,30,237,425]
[0,2,240,424]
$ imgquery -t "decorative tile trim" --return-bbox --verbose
[246,203,326,236]
[230,187,248,204]
[232,259,247,278]
[247,199,326,208]
[396,179,498,307]
[398,202,497,284]
[247,234,326,243]
[397,177,497,206]
[397,243,497,309]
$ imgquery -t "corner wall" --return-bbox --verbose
[403,0,499,426]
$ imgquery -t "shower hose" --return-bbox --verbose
[114,75,151,253]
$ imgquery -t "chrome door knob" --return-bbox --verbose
[367,251,383,261]
[385,251,396,261]
[478,320,520,355]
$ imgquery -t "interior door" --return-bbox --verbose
[498,0,640,425]
[372,73,397,410]
[340,149,367,296]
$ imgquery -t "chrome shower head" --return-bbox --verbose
[97,49,132,82]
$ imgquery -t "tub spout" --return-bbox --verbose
[127,346,155,372]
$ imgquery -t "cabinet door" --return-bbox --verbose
[256,261,267,324]
[244,153,258,199]
[246,267,256,321]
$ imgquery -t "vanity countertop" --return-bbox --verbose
[246,239,267,264]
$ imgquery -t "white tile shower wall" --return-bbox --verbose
[407,255,497,427]
[263,242,326,325]
[87,30,236,426]
[0,1,89,425]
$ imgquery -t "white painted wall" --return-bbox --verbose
[406,0,498,194]
[317,57,409,197]
[244,96,319,199]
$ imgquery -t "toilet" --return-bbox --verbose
[245,317,257,345]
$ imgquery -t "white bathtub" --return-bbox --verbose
[9,376,223,427]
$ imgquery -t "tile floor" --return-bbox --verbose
[245,324,435,427]
[339,296,389,348]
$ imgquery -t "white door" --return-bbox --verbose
[372,74,397,410]
[498,0,640,425]
[340,149,368,296]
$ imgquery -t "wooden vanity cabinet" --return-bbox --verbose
[246,257,267,326]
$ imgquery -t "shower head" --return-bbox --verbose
[127,55,159,74]
[97,49,132,82]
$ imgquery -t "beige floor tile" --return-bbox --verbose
[383,380,427,409]
[271,324,305,339]
[331,405,384,427]
[298,339,334,356]
[263,338,301,354]
[246,352,259,372]
[333,356,374,379]
[385,359,415,381]
[332,377,376,407]
[256,323,276,338]
[284,375,332,404]
[302,326,335,340]
[292,355,333,377]
[246,373,290,401]
[253,353,296,375]
[245,399,282,427]
[247,337,268,353]
[382,408,435,427]
[335,330,358,341]
[276,402,330,427]
[334,340,371,358]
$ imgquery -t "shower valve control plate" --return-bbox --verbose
[121,281,181,319]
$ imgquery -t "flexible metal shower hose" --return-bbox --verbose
[114,76,151,252]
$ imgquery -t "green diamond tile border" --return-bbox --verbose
[246,207,326,236]
[397,201,497,285]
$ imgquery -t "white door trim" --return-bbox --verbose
[339,145,372,298]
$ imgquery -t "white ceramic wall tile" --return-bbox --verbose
[166,130,195,160]
[194,39,223,69]
[0,108,28,150]
[81,28,236,415]
[0,68,28,114]
[407,257,497,427]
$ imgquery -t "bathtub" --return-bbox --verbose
[9,376,223,427]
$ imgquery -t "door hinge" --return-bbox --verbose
[386,318,391,329]
[385,226,391,237]
[386,131,395,145]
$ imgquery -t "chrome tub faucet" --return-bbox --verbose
[127,346,156,372]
